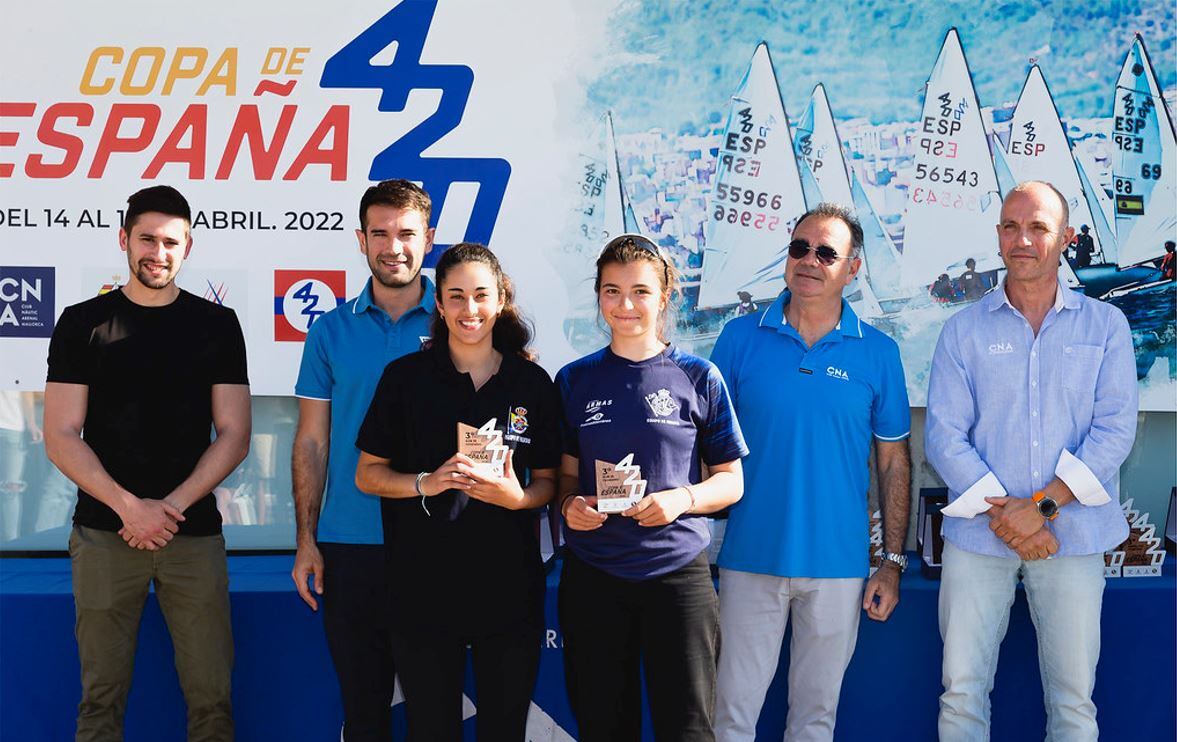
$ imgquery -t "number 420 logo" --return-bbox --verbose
[274,270,346,341]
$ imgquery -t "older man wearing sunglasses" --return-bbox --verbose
[710,203,913,742]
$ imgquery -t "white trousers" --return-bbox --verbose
[714,569,864,742]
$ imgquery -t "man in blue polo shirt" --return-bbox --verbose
[711,203,912,742]
[290,179,435,741]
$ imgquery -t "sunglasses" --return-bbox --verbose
[787,239,853,267]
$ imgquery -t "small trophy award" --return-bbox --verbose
[595,453,646,514]
[918,488,948,579]
[458,419,507,478]
[1165,486,1175,556]
[1104,497,1166,578]
[867,509,883,576]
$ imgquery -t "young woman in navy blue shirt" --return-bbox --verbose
[556,234,748,741]
[355,244,561,742]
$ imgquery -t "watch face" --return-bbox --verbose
[1038,498,1059,519]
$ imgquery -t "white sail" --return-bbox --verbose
[851,169,908,303]
[1005,65,1105,260]
[795,83,853,206]
[699,43,807,308]
[1074,152,1118,262]
[992,136,1017,197]
[900,28,1003,287]
[1111,35,1177,268]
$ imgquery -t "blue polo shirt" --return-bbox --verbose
[294,276,435,544]
[710,291,910,578]
[557,345,748,581]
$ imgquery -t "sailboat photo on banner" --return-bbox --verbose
[698,42,807,309]
[795,83,882,317]
[901,28,1003,290]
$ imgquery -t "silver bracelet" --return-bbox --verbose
[682,484,697,513]
[416,472,431,516]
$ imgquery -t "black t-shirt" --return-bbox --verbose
[46,289,249,535]
[356,343,562,636]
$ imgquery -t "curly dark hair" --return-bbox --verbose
[430,243,535,360]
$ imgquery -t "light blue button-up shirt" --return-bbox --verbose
[294,276,435,544]
[925,279,1136,557]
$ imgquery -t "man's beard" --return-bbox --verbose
[371,256,419,289]
[132,258,177,290]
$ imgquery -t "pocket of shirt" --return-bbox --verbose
[1060,344,1103,393]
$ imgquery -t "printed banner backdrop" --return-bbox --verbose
[1,1,1174,409]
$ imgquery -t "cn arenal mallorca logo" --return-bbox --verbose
[0,266,54,338]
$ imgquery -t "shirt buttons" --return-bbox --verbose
[1031,410,1038,417]
[1033,471,1039,478]
[1031,380,1037,387]
[1032,441,1039,447]
[1065,346,1073,354]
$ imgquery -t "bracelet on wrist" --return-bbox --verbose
[416,472,432,517]
[560,494,578,518]
[682,484,697,513]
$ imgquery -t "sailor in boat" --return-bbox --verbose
[1161,241,1175,281]
[958,258,987,301]
[1072,225,1095,268]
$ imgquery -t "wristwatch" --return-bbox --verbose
[1032,491,1060,520]
[880,551,908,571]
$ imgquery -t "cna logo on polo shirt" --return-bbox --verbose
[988,341,1015,355]
[274,270,346,341]
[826,366,850,381]
[0,266,54,338]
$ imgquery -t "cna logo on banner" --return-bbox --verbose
[274,270,345,341]
[0,266,55,338]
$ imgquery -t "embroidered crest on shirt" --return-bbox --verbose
[988,342,1015,354]
[509,406,528,434]
[826,366,850,381]
[644,388,679,417]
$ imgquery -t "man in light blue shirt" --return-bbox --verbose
[926,181,1137,742]
[712,204,912,742]
[291,180,435,741]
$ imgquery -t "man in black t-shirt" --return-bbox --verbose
[43,185,250,742]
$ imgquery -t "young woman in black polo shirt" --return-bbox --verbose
[355,243,561,742]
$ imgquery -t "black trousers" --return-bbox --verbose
[390,624,541,742]
[320,543,397,742]
[558,551,720,742]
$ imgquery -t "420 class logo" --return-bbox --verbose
[274,270,345,341]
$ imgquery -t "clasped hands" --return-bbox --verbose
[422,450,528,509]
[984,496,1058,560]
[119,496,185,550]
[563,488,692,531]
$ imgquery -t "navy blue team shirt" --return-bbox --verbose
[557,345,748,581]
